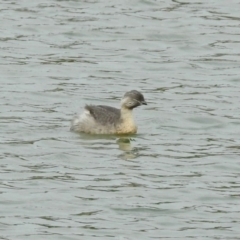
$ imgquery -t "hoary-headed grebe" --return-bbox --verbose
[70,90,147,134]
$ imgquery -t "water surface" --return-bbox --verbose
[1,0,240,239]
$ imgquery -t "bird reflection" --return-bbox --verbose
[116,137,132,151]
[116,137,137,160]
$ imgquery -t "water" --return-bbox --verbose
[1,0,240,239]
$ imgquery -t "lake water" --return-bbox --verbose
[1,0,240,239]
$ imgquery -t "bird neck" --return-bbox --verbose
[120,106,134,121]
[115,106,137,134]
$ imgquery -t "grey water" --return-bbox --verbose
[1,0,240,239]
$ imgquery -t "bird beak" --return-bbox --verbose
[141,101,147,105]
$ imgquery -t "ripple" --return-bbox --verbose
[1,0,240,239]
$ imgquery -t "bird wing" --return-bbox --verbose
[85,105,121,125]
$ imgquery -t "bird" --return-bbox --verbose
[70,90,147,135]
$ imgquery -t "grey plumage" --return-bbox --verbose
[85,105,121,125]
